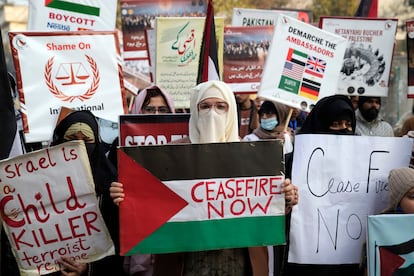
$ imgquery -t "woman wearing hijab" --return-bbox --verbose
[51,110,126,276]
[111,80,298,276]
[284,95,362,276]
[130,85,175,115]
[243,100,294,154]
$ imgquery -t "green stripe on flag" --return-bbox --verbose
[293,49,307,58]
[46,0,100,16]
[126,216,286,255]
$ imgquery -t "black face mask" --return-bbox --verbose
[328,129,354,135]
[85,143,96,161]
[360,107,379,122]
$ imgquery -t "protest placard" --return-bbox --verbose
[258,15,347,111]
[320,16,398,97]
[223,25,274,93]
[9,31,127,143]
[118,140,285,255]
[119,114,189,146]
[27,0,117,31]
[367,214,414,276]
[289,135,412,264]
[232,7,299,27]
[0,141,114,275]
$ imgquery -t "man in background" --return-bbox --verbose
[355,96,394,137]
[235,93,259,138]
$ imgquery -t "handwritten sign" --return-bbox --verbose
[0,141,114,275]
[9,31,127,143]
[288,135,412,264]
[320,17,398,97]
[258,15,347,111]
[119,114,189,146]
[118,141,286,254]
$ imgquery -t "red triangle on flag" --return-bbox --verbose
[379,247,405,276]
[118,149,188,255]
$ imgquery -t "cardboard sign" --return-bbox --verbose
[119,114,190,146]
[28,0,117,31]
[232,7,299,26]
[9,31,127,143]
[289,135,412,264]
[118,140,286,255]
[367,214,414,276]
[0,141,114,275]
[258,15,347,111]
[223,26,274,93]
[320,16,398,97]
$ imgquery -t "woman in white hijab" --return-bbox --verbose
[189,80,239,143]
[110,80,298,276]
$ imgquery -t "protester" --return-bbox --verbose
[284,95,362,276]
[355,96,394,137]
[350,95,359,111]
[288,108,306,133]
[110,80,298,276]
[243,100,294,154]
[235,92,259,138]
[108,84,175,167]
[130,85,175,115]
[108,84,176,276]
[51,110,126,276]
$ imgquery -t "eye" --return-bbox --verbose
[198,103,211,110]
[215,102,228,111]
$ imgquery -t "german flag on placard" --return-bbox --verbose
[300,77,321,100]
[118,141,286,255]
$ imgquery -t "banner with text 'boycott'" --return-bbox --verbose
[28,0,117,31]
[118,140,286,255]
[0,141,114,275]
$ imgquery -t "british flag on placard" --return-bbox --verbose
[305,56,326,78]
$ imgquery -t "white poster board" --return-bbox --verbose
[288,135,412,264]
[232,7,299,26]
[9,31,127,142]
[28,0,117,31]
[258,15,347,111]
[319,17,398,97]
[0,141,114,275]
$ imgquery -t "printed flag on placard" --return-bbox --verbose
[197,0,220,83]
[118,141,286,255]
[278,48,325,101]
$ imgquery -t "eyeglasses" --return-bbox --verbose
[198,102,229,114]
[142,106,170,114]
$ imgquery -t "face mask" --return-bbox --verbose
[197,108,226,143]
[328,129,354,135]
[260,117,278,131]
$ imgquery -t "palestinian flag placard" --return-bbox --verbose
[367,214,414,276]
[118,140,286,255]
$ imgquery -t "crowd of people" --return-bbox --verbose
[1,77,413,276]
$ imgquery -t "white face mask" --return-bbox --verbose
[197,108,226,143]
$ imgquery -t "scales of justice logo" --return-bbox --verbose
[45,54,100,102]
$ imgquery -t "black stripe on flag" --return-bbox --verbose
[120,140,284,181]
[302,77,321,87]
[291,58,305,67]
